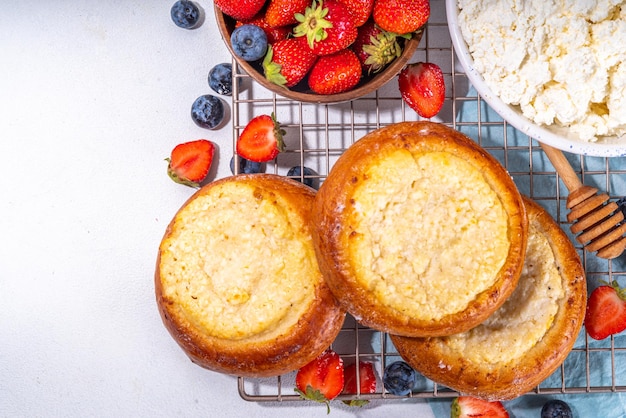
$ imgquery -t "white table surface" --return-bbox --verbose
[0,1,436,416]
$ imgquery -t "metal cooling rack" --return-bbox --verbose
[228,0,626,403]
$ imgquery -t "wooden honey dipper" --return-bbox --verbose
[540,143,626,259]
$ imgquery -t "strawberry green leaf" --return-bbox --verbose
[295,386,331,414]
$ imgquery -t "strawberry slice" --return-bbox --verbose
[585,280,626,340]
[236,113,286,163]
[166,139,214,188]
[398,62,445,119]
[295,349,344,413]
[343,361,376,395]
[451,396,509,418]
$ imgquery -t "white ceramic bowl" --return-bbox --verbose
[445,0,626,157]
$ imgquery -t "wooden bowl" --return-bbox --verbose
[215,6,423,104]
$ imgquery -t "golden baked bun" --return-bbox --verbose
[391,196,587,401]
[156,174,345,377]
[312,121,528,337]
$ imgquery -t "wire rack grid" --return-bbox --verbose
[227,0,626,403]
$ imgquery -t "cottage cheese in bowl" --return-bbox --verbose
[446,0,626,156]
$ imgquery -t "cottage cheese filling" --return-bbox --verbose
[349,149,510,320]
[444,221,564,364]
[458,0,626,142]
[160,183,315,340]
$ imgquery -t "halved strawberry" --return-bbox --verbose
[263,38,317,88]
[308,49,362,95]
[293,0,358,56]
[373,0,430,35]
[585,280,626,340]
[398,62,445,118]
[166,139,214,188]
[236,113,286,163]
[295,349,344,413]
[451,396,509,418]
[343,361,377,395]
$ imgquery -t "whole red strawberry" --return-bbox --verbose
[352,19,402,74]
[295,349,344,413]
[336,0,374,27]
[398,62,445,118]
[214,0,265,22]
[585,280,626,340]
[293,0,358,56]
[263,38,317,88]
[166,139,215,188]
[236,113,286,162]
[235,15,291,44]
[451,397,509,418]
[373,0,430,35]
[265,0,310,28]
[308,49,362,94]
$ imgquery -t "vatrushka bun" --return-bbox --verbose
[311,121,528,337]
[155,174,345,377]
[391,196,587,400]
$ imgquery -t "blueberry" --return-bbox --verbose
[230,156,263,174]
[209,63,234,96]
[170,1,201,29]
[287,166,318,189]
[230,24,268,61]
[191,95,224,129]
[383,361,416,396]
[541,399,573,418]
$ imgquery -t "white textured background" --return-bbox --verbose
[0,1,436,416]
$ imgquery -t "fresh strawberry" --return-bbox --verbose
[398,62,445,118]
[336,0,374,27]
[214,0,265,22]
[166,139,214,188]
[235,15,292,44]
[308,49,362,94]
[585,280,626,340]
[343,361,377,394]
[352,19,402,74]
[295,349,344,413]
[294,0,358,56]
[451,396,509,418]
[263,38,317,88]
[265,0,310,28]
[373,0,430,35]
[236,113,286,163]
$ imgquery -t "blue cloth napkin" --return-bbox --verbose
[426,87,626,417]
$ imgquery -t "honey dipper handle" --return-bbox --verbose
[540,143,584,192]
